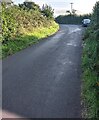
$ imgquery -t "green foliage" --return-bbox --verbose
[82,69,98,118]
[82,34,99,118]
[41,4,54,19]
[1,1,58,43]
[2,22,59,58]
[92,1,99,25]
[82,1,99,118]
[2,3,18,43]
[1,1,59,58]
[19,1,41,12]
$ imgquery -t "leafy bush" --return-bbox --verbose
[2,3,18,43]
[2,22,59,58]
[1,1,57,43]
[1,1,59,58]
[19,1,41,12]
[41,4,54,19]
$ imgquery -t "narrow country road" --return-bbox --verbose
[3,25,83,118]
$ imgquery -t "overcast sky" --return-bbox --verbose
[13,0,98,16]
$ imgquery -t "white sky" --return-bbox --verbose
[13,0,98,16]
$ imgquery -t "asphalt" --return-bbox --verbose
[2,25,83,118]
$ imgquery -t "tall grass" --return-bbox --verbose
[82,2,99,118]
[82,33,99,118]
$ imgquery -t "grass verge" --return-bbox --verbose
[82,27,99,118]
[2,22,59,58]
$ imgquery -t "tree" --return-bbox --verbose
[66,10,71,15]
[72,9,77,15]
[19,1,41,12]
[41,4,54,19]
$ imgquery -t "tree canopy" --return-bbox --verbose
[19,1,41,12]
[41,4,54,19]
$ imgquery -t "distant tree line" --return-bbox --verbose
[55,14,91,24]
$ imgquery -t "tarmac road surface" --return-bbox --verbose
[2,25,83,118]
